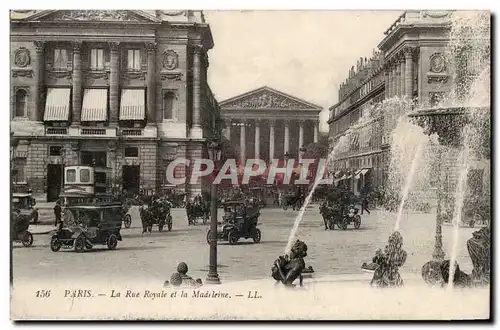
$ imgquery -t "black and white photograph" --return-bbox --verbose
[7,8,491,320]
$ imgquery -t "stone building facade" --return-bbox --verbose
[220,86,322,164]
[329,11,468,193]
[10,10,220,201]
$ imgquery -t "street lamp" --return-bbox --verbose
[206,137,222,284]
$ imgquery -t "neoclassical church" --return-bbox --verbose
[220,86,323,163]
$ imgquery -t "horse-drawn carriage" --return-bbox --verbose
[51,203,123,252]
[11,209,34,247]
[139,198,173,233]
[320,202,362,230]
[207,201,261,245]
[186,200,209,225]
[281,193,304,211]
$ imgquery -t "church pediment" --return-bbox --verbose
[18,10,160,23]
[220,86,322,111]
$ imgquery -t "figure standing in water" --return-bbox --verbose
[370,231,407,288]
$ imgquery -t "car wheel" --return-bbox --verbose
[228,231,238,245]
[252,228,261,243]
[74,237,85,253]
[354,215,361,229]
[206,230,212,245]
[50,236,61,252]
[123,214,132,228]
[22,231,33,247]
[107,234,118,250]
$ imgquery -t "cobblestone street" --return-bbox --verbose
[13,206,479,284]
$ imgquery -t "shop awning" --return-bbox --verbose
[81,89,108,122]
[43,88,71,121]
[120,89,145,120]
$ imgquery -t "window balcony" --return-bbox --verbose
[119,126,157,138]
[67,127,117,137]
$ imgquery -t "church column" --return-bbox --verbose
[191,45,203,138]
[71,42,82,125]
[146,42,157,125]
[240,120,246,164]
[284,120,290,154]
[404,47,414,99]
[33,41,45,122]
[391,63,397,98]
[298,120,304,149]
[254,119,260,158]
[225,119,231,140]
[269,119,275,160]
[395,62,401,97]
[109,42,120,125]
[399,55,406,98]
[313,120,319,143]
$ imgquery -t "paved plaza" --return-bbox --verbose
[13,206,479,285]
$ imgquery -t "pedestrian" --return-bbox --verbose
[54,200,62,226]
[361,194,370,215]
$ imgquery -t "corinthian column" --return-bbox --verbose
[71,42,82,125]
[298,120,304,149]
[146,42,157,125]
[33,41,45,122]
[240,120,246,164]
[404,47,415,99]
[391,63,397,98]
[225,119,231,140]
[109,42,120,125]
[191,45,203,138]
[395,63,401,97]
[387,64,393,98]
[384,68,390,99]
[284,120,290,154]
[313,120,319,143]
[254,119,260,158]
[269,119,275,160]
[399,56,406,98]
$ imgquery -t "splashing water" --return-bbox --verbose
[447,144,470,290]
[393,142,423,232]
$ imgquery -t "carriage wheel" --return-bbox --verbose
[228,231,239,245]
[50,236,61,252]
[123,214,132,228]
[252,228,261,243]
[354,215,361,229]
[21,231,33,247]
[74,237,85,253]
[107,234,118,250]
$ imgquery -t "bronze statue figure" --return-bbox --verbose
[467,226,490,286]
[440,260,472,288]
[271,239,308,287]
[370,231,407,288]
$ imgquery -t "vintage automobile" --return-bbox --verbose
[139,198,173,233]
[206,201,261,245]
[12,193,39,224]
[50,204,123,252]
[11,209,34,247]
[281,193,304,211]
[338,204,362,230]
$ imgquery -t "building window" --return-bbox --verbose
[80,169,90,183]
[127,49,141,70]
[49,146,62,156]
[163,92,176,120]
[66,169,76,183]
[124,146,139,158]
[81,151,107,167]
[14,89,27,117]
[53,48,68,69]
[90,48,104,70]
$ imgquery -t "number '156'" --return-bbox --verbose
[35,290,51,298]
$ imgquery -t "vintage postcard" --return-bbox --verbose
[9,9,491,320]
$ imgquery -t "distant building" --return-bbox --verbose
[328,10,489,194]
[10,10,220,201]
[220,86,322,163]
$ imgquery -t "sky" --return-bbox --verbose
[204,10,403,132]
